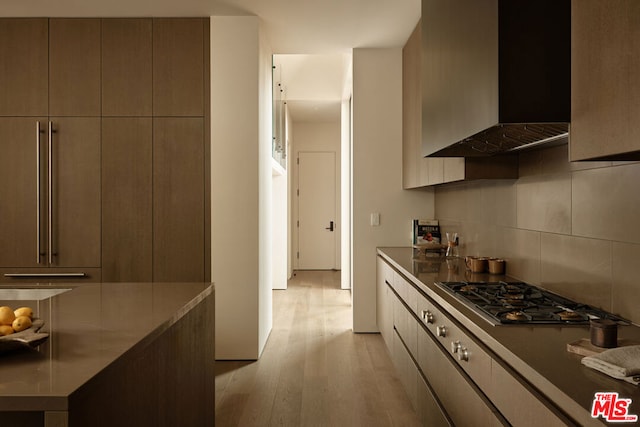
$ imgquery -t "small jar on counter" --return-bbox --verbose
[590,319,618,348]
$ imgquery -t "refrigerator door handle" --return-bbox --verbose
[36,121,43,264]
[36,120,41,264]
[48,121,54,266]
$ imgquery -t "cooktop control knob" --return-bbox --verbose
[451,340,461,354]
[436,325,447,337]
[458,347,470,362]
[422,310,434,324]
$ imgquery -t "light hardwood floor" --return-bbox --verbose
[215,270,422,426]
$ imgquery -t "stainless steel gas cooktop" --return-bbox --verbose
[438,281,630,326]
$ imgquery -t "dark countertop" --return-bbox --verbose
[378,247,640,426]
[0,281,213,412]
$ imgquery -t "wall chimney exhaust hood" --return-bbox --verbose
[422,0,571,158]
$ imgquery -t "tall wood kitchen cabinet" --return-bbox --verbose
[102,18,209,283]
[0,18,102,282]
[0,18,210,283]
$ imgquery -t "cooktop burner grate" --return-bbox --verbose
[438,281,630,326]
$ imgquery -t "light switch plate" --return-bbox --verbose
[370,212,380,226]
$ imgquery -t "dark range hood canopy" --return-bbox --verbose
[426,0,571,157]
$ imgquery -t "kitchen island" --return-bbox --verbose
[378,247,640,426]
[0,281,214,427]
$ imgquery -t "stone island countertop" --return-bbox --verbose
[0,281,214,427]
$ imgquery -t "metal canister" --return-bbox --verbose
[590,319,618,348]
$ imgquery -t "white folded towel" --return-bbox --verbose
[581,345,640,386]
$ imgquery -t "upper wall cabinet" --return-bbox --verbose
[403,20,428,188]
[0,19,48,116]
[49,19,102,116]
[570,0,640,161]
[102,19,153,117]
[153,18,205,117]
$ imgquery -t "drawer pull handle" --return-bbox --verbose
[436,325,447,337]
[4,273,86,278]
[451,340,461,354]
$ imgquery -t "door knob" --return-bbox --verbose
[325,221,334,231]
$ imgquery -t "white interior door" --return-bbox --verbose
[298,151,336,269]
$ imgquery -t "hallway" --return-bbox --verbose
[215,270,421,426]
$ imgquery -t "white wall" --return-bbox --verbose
[351,48,435,332]
[291,120,342,270]
[286,106,294,280]
[210,16,272,359]
[258,24,274,354]
[272,165,287,290]
[341,97,352,290]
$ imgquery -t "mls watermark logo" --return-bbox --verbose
[591,392,638,422]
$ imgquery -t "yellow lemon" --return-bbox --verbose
[0,325,13,336]
[12,316,32,332]
[14,307,34,319]
[0,306,15,326]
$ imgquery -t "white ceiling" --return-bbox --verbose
[273,53,351,122]
[0,0,420,53]
[1,0,421,122]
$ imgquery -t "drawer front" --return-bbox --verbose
[376,257,393,348]
[381,260,394,290]
[490,360,571,427]
[417,327,501,426]
[417,371,451,427]
[392,270,406,300]
[405,279,419,316]
[417,292,492,391]
[393,329,418,409]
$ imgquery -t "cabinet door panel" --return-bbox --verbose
[0,19,48,116]
[52,118,101,267]
[153,118,205,281]
[102,118,153,281]
[0,118,46,267]
[102,19,153,117]
[402,21,422,189]
[571,0,640,160]
[49,19,101,116]
[153,18,205,116]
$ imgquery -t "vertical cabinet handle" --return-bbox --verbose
[36,121,42,264]
[48,121,54,266]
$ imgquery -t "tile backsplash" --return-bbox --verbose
[434,144,640,325]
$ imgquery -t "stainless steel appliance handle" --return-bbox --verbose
[48,121,54,266]
[4,272,86,278]
[36,121,42,264]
